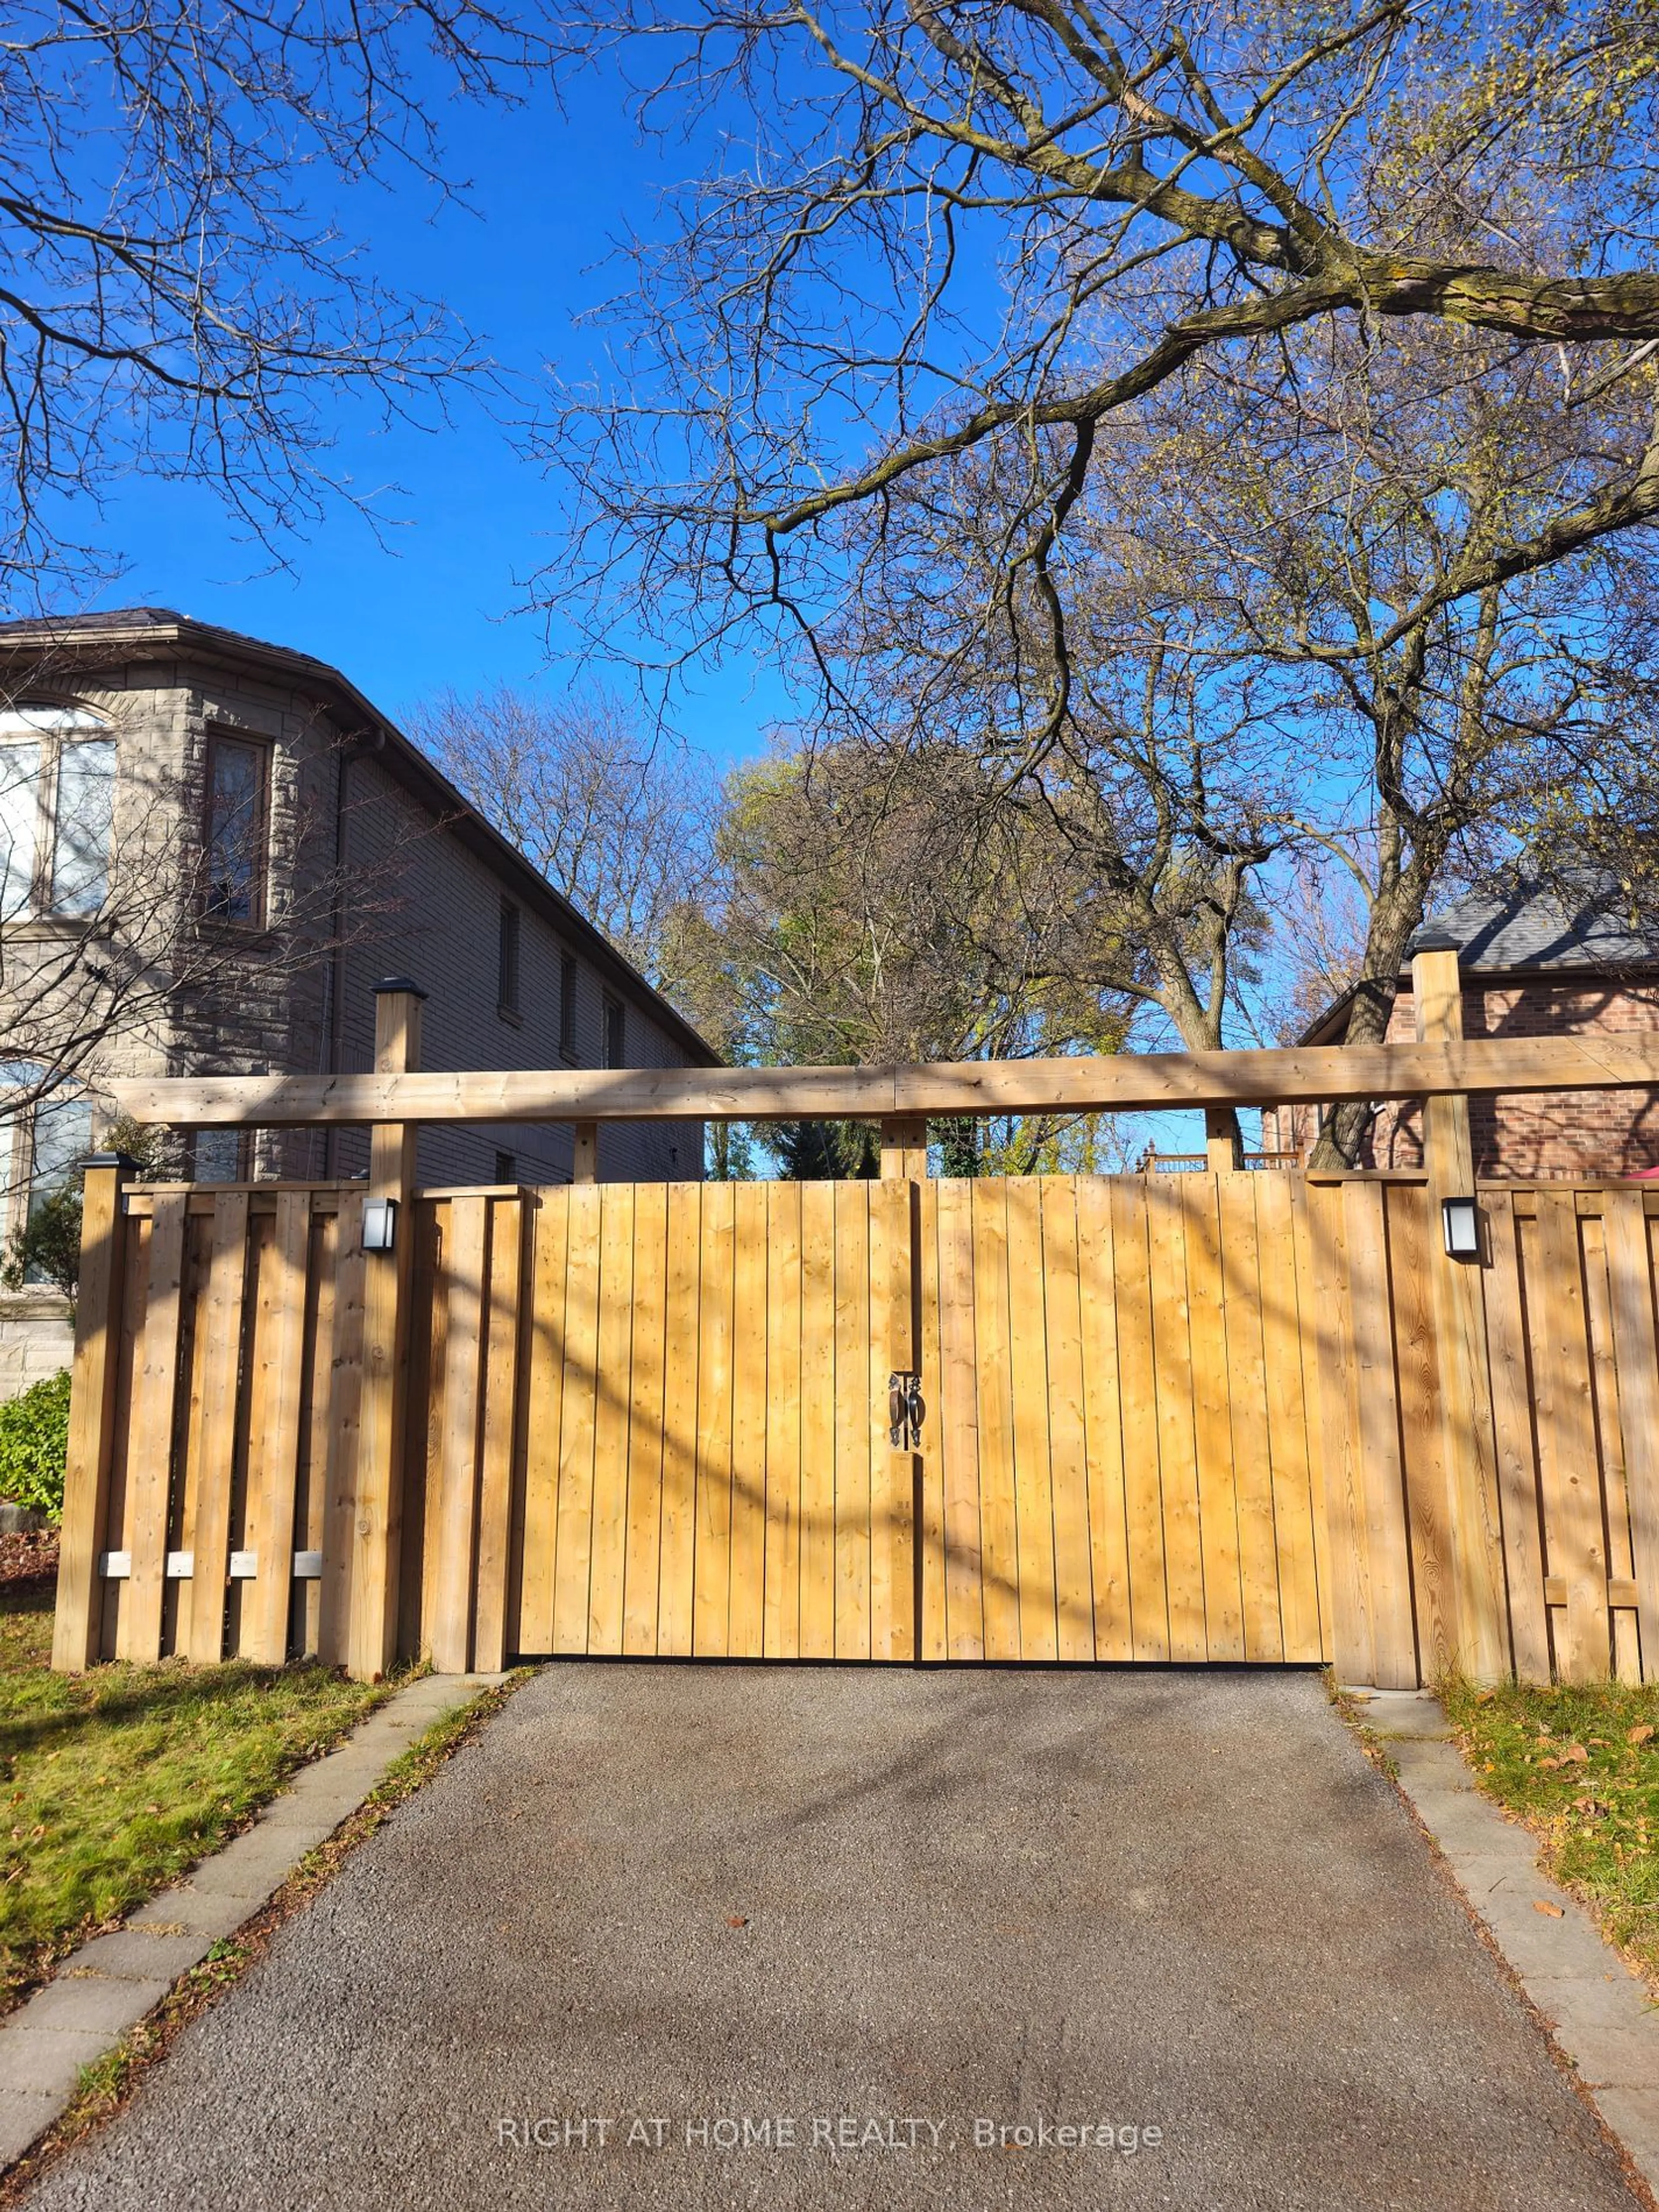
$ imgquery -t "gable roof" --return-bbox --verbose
[0,607,721,1068]
[1404,877,1659,977]
[1298,874,1659,1046]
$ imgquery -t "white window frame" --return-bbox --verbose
[0,702,116,923]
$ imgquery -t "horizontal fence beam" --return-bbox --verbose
[108,1033,1659,1130]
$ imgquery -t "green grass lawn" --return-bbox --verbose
[2,1564,390,2009]
[1442,1677,1659,1993]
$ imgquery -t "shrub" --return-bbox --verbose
[0,1368,71,1522]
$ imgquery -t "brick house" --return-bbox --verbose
[0,607,716,1396]
[1263,880,1659,1176]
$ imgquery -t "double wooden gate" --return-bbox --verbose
[441,1173,1328,1672]
[53,1168,1659,1688]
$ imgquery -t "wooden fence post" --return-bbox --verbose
[52,1152,135,1671]
[350,979,426,1680]
[1205,1109,1243,1173]
[880,1117,928,1180]
[1411,933,1510,1684]
[572,1121,599,1183]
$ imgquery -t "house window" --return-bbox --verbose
[203,733,269,923]
[51,740,116,914]
[0,705,115,922]
[498,899,521,1018]
[22,1090,94,1280]
[494,1148,515,1185]
[0,742,42,922]
[603,995,625,1069]
[559,956,577,1058]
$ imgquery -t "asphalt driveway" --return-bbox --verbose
[21,1667,1643,2211]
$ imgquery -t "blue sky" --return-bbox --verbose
[72,39,1278,1144]
[82,58,787,769]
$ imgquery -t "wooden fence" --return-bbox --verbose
[51,1162,1659,1687]
[54,1183,369,1672]
[1304,1177,1659,1690]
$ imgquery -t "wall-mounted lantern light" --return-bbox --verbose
[1441,1195,1480,1259]
[362,1197,397,1254]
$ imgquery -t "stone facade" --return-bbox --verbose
[0,610,716,1401]
[0,1294,73,1401]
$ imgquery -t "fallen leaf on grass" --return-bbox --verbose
[1629,1724,1655,1746]
[1534,1900,1565,1918]
[1562,1745,1590,1764]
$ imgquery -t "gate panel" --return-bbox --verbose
[729,1181,770,1659]
[510,1179,913,1662]
[1147,1176,1205,1661]
[692,1179,734,1655]
[589,1183,637,1654]
[927,1175,1329,1668]
[1039,1179,1094,1664]
[1217,1175,1280,1663]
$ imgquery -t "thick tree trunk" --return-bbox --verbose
[1308,878,1430,1169]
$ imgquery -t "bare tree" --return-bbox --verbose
[820,273,1659,1155]
[0,0,544,605]
[540,0,1659,740]
[1104,316,1659,1162]
[406,685,722,995]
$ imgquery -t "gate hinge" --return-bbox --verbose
[888,1369,924,1451]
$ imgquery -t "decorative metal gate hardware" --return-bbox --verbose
[888,1370,925,1451]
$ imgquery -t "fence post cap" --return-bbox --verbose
[81,1150,139,1173]
[1407,928,1461,955]
[371,976,428,999]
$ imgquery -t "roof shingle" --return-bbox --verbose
[1405,876,1659,975]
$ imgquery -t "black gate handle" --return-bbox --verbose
[888,1370,925,1450]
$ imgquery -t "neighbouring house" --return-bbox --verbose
[1262,878,1659,1177]
[0,607,716,1398]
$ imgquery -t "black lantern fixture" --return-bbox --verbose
[1441,1195,1479,1259]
